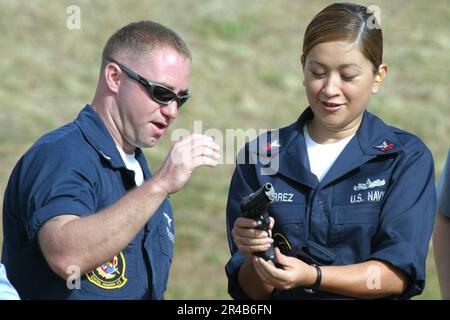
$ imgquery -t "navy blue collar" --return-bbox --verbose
[75,105,147,172]
[257,107,403,188]
[292,107,402,155]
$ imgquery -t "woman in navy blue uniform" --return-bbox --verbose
[226,3,436,299]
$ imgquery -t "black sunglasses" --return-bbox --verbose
[107,58,191,108]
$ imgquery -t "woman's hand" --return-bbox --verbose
[252,247,317,290]
[231,217,274,257]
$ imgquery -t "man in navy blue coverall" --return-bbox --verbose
[2,21,219,299]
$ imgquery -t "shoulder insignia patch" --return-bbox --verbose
[86,252,127,289]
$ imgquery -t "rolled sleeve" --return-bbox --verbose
[21,144,97,243]
[368,146,436,299]
[368,241,423,298]
[28,197,93,242]
[225,251,250,300]
[225,158,259,300]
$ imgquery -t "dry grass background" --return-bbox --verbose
[0,0,449,299]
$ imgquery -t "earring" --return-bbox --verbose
[375,74,381,82]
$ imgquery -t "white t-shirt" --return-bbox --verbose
[304,125,355,182]
[116,146,145,187]
[0,263,20,300]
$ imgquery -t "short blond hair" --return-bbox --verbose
[101,20,191,69]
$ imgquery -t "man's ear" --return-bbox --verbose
[104,62,121,94]
[372,64,388,95]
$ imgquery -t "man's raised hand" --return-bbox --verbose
[152,133,220,195]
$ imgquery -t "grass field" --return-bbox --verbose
[0,0,449,299]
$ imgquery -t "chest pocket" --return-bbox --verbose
[270,204,305,256]
[333,205,380,224]
[332,205,380,262]
[157,222,174,258]
[149,219,174,299]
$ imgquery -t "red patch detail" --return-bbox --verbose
[380,143,394,151]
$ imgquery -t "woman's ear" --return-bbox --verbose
[300,54,306,86]
[300,54,306,69]
[372,64,388,94]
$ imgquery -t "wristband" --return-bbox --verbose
[304,264,322,293]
